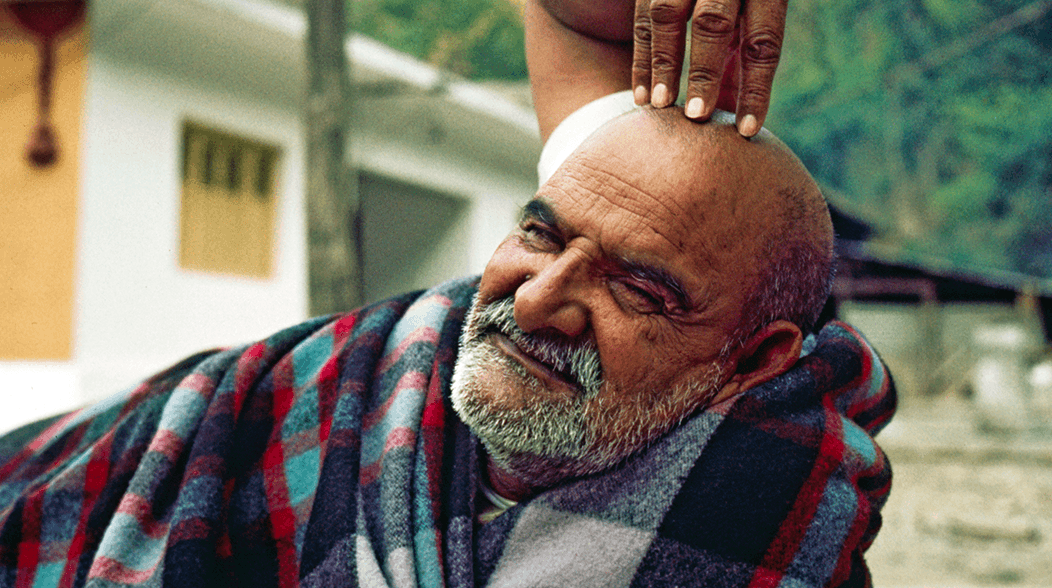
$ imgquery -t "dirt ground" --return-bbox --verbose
[866,397,1052,587]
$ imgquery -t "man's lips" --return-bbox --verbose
[488,333,581,394]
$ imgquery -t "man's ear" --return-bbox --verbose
[720,320,803,399]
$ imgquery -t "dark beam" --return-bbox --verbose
[305,0,362,315]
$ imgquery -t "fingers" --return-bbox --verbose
[633,0,786,136]
[734,0,786,136]
[632,0,653,105]
[646,0,693,107]
[683,0,741,120]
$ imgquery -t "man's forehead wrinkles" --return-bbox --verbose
[576,158,696,223]
[537,176,728,300]
[559,161,697,252]
[569,190,685,257]
[536,163,731,314]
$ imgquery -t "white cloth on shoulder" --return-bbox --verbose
[536,90,637,185]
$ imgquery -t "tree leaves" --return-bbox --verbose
[350,0,527,80]
[769,0,1052,278]
[350,0,1051,278]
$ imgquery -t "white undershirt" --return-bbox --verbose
[477,477,519,524]
[536,90,637,185]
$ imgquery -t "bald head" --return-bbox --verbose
[564,107,835,342]
[462,106,836,489]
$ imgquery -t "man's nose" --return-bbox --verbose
[513,250,590,338]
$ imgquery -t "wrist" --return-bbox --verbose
[535,0,634,42]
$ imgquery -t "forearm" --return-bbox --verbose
[525,0,634,142]
[535,0,634,42]
[528,0,787,140]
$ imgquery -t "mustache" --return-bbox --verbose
[470,297,603,396]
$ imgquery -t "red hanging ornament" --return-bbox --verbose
[5,0,87,167]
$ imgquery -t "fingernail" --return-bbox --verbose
[739,114,759,137]
[686,97,705,119]
[634,85,648,105]
[652,83,670,108]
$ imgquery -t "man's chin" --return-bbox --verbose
[450,302,726,490]
[451,342,604,485]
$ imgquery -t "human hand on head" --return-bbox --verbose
[631,0,787,137]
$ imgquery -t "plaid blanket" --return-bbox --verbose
[0,276,894,587]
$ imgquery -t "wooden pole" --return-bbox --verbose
[305,0,362,315]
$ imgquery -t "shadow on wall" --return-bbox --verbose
[359,172,471,304]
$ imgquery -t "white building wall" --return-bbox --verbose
[353,125,532,278]
[74,53,308,406]
[0,0,539,434]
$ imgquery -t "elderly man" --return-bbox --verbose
[0,1,894,586]
[458,106,838,499]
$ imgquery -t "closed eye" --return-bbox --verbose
[608,257,693,318]
[517,199,565,253]
[518,221,564,252]
[609,279,668,315]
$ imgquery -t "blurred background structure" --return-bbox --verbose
[0,0,539,431]
[2,0,1052,584]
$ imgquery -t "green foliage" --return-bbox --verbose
[921,0,984,30]
[351,0,1052,278]
[769,0,1052,279]
[350,0,527,80]
[930,171,997,222]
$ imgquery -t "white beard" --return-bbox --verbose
[450,295,725,488]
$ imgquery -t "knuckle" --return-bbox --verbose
[649,0,691,24]
[633,19,652,45]
[686,68,720,87]
[691,3,737,38]
[741,30,783,64]
[738,85,770,107]
[650,48,681,72]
